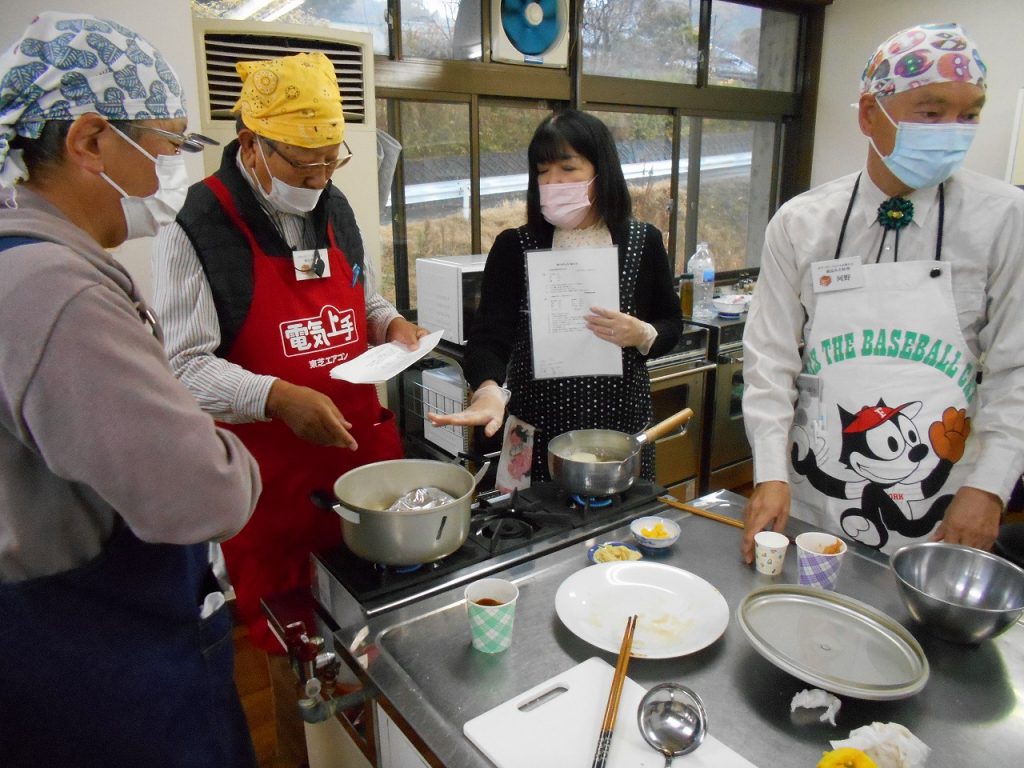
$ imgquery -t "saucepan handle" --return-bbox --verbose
[638,407,694,445]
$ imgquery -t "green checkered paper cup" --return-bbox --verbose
[465,578,519,653]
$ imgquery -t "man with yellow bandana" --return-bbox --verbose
[153,51,424,652]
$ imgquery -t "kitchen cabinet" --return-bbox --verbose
[376,704,431,768]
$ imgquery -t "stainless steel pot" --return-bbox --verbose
[331,459,477,566]
[548,408,694,497]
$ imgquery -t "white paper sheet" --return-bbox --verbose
[329,329,443,384]
[526,246,621,379]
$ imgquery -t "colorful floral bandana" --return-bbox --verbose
[233,52,345,149]
[860,23,986,98]
[0,11,186,185]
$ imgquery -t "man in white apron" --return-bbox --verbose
[741,23,1024,561]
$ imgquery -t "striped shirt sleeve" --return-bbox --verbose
[151,221,275,423]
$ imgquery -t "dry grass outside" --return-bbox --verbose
[378,178,753,306]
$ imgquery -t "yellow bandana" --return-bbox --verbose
[232,52,344,148]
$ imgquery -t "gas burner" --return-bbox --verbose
[373,561,427,575]
[570,494,614,509]
[312,478,668,615]
[474,515,537,553]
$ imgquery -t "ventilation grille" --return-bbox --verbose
[202,32,366,123]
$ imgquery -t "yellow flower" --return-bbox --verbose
[817,747,878,768]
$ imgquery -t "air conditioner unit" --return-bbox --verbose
[191,18,379,264]
[491,0,569,69]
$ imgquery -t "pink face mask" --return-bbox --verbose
[539,177,595,229]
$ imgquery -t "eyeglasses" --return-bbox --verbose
[263,138,353,173]
[131,125,220,153]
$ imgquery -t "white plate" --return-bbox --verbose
[555,561,729,658]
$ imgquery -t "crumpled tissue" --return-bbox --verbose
[830,722,930,768]
[791,688,841,726]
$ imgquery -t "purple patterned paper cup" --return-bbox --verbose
[795,532,848,590]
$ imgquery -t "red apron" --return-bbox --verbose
[206,177,403,652]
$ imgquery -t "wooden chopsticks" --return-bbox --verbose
[658,495,745,530]
[591,614,638,768]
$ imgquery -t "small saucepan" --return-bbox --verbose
[548,408,694,497]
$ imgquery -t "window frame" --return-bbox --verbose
[377,0,830,310]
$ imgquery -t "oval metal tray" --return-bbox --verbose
[737,584,929,700]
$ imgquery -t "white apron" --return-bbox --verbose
[789,180,979,553]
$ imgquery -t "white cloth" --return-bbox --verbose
[831,722,930,768]
[151,151,399,423]
[790,688,841,726]
[743,168,1024,503]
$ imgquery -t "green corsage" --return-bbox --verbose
[877,196,914,231]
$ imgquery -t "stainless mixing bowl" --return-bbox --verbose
[890,542,1024,644]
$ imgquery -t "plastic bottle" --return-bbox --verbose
[687,242,716,318]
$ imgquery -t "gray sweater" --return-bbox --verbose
[0,188,261,582]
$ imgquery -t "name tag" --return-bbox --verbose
[811,257,863,293]
[293,248,331,281]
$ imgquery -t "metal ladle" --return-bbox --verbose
[637,683,708,766]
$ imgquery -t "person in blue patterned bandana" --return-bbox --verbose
[0,12,260,767]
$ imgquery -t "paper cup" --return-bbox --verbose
[465,578,519,653]
[796,532,848,590]
[754,531,790,576]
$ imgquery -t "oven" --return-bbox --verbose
[687,316,752,492]
[646,326,712,502]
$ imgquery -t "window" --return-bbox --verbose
[380,100,471,307]
[582,0,699,85]
[401,0,482,60]
[590,109,675,254]
[708,1,799,91]
[192,0,826,311]
[696,118,775,273]
[478,102,550,251]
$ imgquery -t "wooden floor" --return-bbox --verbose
[233,627,299,768]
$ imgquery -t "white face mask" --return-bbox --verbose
[100,126,189,240]
[251,140,324,215]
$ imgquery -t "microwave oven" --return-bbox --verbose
[415,254,487,344]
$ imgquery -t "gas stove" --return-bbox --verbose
[312,479,667,618]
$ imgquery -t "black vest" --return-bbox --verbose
[175,139,365,355]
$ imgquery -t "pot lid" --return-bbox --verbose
[737,584,929,700]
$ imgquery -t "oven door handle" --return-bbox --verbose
[648,361,717,385]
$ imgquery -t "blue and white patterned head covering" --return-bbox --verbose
[0,11,187,185]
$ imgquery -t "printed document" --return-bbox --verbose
[527,246,621,379]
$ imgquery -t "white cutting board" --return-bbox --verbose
[463,658,758,768]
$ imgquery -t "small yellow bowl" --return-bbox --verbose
[630,516,681,549]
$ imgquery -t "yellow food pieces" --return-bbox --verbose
[640,522,670,539]
[594,544,642,563]
[817,747,877,768]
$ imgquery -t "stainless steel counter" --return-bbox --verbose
[326,490,1024,767]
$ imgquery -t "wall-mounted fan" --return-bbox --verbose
[491,0,569,68]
